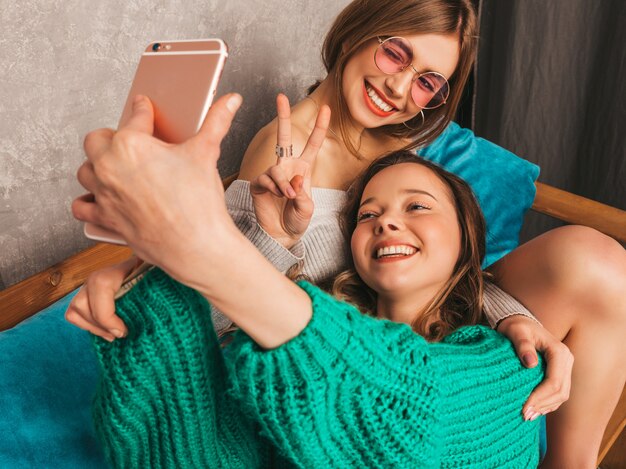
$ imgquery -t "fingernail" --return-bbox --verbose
[523,406,534,421]
[133,95,144,108]
[110,328,125,338]
[104,335,114,343]
[287,186,297,198]
[522,353,536,367]
[226,94,242,113]
[530,412,541,421]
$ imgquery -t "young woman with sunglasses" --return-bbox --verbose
[70,0,626,465]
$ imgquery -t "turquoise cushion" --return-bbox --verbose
[0,290,106,468]
[420,122,540,268]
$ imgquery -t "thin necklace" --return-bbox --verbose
[304,95,340,140]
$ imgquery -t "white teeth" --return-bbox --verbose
[366,83,394,112]
[376,245,417,259]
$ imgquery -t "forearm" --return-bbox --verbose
[185,226,312,349]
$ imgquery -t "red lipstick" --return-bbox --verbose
[362,81,396,117]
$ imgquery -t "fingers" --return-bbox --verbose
[66,306,117,342]
[523,369,572,419]
[291,175,304,194]
[76,161,98,193]
[522,341,574,420]
[189,93,242,159]
[83,128,115,163]
[276,94,292,159]
[65,288,117,342]
[86,259,137,338]
[299,104,330,166]
[251,164,297,199]
[71,193,100,224]
[290,175,314,217]
[65,259,136,340]
[513,337,539,368]
[269,165,297,198]
[121,95,155,135]
[250,173,282,198]
[86,280,128,339]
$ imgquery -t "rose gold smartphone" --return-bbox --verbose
[84,38,228,245]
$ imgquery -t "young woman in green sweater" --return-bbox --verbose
[70,0,626,465]
[90,148,545,467]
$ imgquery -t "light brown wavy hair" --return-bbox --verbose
[330,150,487,341]
[308,0,478,157]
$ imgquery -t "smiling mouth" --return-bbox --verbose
[374,245,418,259]
[364,81,397,116]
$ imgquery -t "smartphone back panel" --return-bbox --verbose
[118,39,228,143]
[84,39,227,245]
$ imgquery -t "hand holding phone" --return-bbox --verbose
[84,38,228,244]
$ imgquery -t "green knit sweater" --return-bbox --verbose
[92,268,544,468]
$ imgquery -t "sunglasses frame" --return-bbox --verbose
[375,36,450,110]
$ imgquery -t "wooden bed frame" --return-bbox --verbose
[1,176,625,466]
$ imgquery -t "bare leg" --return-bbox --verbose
[489,226,626,468]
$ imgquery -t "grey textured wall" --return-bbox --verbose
[0,0,350,289]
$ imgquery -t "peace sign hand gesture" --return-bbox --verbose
[250,94,330,249]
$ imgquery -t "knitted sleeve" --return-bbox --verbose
[482,280,540,328]
[225,282,545,468]
[91,268,266,469]
[226,281,445,467]
[431,324,544,467]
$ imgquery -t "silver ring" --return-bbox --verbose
[275,144,293,158]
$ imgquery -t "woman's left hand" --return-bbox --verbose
[72,93,243,285]
[496,315,574,421]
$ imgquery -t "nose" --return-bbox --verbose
[384,68,415,102]
[374,213,402,235]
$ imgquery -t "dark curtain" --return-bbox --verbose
[473,0,626,243]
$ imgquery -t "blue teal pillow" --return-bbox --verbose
[0,290,106,469]
[419,122,540,268]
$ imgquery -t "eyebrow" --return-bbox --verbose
[359,189,438,208]
[395,40,413,59]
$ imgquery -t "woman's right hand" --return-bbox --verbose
[65,257,137,341]
[250,94,330,249]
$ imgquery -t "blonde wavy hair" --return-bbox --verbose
[308,0,478,157]
[330,150,487,341]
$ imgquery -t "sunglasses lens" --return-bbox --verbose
[375,37,412,74]
[412,72,449,109]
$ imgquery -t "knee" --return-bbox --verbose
[539,226,626,313]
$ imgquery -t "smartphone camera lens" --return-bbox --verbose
[152,43,161,52]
